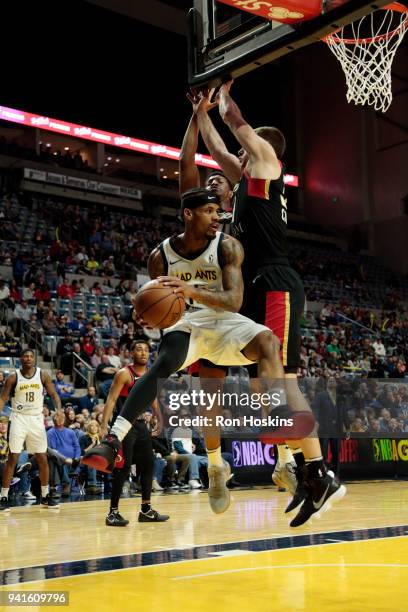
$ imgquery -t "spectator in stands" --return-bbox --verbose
[67,311,86,336]
[9,279,21,303]
[0,329,22,357]
[86,254,99,274]
[71,342,91,388]
[102,256,115,277]
[119,323,136,351]
[56,331,75,374]
[95,354,119,399]
[58,280,75,299]
[54,370,76,406]
[47,411,81,497]
[43,406,54,430]
[79,420,100,494]
[91,282,102,295]
[34,282,51,303]
[22,282,36,303]
[81,334,96,360]
[42,311,58,335]
[101,278,115,295]
[106,346,121,369]
[119,347,131,366]
[90,346,105,368]
[74,414,87,436]
[372,337,386,357]
[78,387,99,413]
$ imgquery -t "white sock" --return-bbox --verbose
[1,488,10,499]
[206,446,223,467]
[111,416,133,441]
[277,444,294,465]
[41,486,49,498]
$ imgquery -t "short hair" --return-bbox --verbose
[130,338,150,351]
[20,349,35,357]
[206,171,234,189]
[181,187,220,211]
[255,126,286,159]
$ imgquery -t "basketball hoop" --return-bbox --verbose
[323,3,408,112]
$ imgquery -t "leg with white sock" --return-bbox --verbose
[112,332,191,441]
[82,332,190,473]
[198,363,232,513]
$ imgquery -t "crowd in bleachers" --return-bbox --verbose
[1,187,408,503]
[0,192,180,279]
[0,138,90,171]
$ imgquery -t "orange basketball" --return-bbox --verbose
[132,279,185,329]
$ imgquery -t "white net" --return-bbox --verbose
[324,4,408,112]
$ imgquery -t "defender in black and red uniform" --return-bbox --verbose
[193,82,346,527]
[232,165,304,373]
[101,339,169,526]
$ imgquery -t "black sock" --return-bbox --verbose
[141,503,151,514]
[293,451,305,468]
[109,507,118,514]
[305,458,326,478]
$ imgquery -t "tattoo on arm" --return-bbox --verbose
[148,248,166,280]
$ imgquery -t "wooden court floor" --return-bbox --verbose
[1,481,408,611]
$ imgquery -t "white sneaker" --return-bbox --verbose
[188,479,202,489]
[208,459,231,514]
[21,491,36,500]
[272,461,297,495]
[152,479,164,491]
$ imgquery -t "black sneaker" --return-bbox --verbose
[40,494,60,509]
[290,464,346,528]
[49,487,61,499]
[16,461,32,477]
[106,511,129,527]
[70,458,81,471]
[285,466,308,515]
[81,434,121,474]
[175,481,189,490]
[166,482,180,490]
[138,508,170,522]
[0,497,10,512]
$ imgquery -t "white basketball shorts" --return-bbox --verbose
[8,412,47,454]
[164,309,270,369]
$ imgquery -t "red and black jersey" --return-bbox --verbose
[118,364,139,397]
[231,166,289,281]
[113,364,141,423]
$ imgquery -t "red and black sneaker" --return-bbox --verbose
[81,434,122,473]
[259,406,316,444]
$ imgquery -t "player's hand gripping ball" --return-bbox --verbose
[132,279,185,329]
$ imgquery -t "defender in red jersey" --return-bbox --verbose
[100,339,169,526]
[192,82,346,527]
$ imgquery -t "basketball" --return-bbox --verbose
[132,279,185,329]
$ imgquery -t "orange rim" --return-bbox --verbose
[323,2,408,45]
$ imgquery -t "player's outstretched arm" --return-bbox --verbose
[179,112,200,195]
[159,236,244,312]
[0,373,16,412]
[191,90,241,185]
[41,371,62,411]
[218,81,280,178]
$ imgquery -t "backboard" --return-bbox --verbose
[187,0,392,87]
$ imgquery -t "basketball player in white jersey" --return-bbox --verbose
[0,349,61,511]
[83,187,314,514]
[180,99,298,497]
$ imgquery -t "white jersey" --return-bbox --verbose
[160,232,224,311]
[12,367,44,416]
